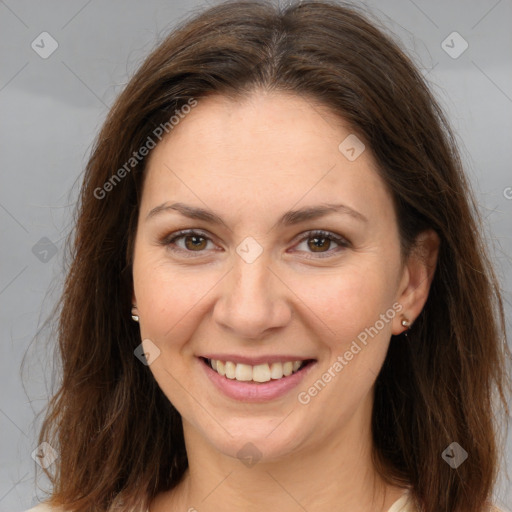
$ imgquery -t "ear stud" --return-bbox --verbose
[131,306,139,322]
[401,317,411,337]
[401,319,410,328]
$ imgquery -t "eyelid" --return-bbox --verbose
[160,228,350,258]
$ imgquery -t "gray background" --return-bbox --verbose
[1,1,511,511]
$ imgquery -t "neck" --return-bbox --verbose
[151,394,407,512]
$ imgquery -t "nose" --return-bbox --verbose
[213,250,292,340]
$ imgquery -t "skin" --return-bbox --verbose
[131,91,439,512]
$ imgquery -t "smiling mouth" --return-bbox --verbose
[200,357,316,383]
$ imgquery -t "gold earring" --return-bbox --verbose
[131,306,139,322]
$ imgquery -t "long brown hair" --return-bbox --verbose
[35,1,510,511]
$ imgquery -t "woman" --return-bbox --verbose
[27,1,510,511]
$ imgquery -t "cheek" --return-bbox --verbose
[292,260,397,395]
[292,261,396,345]
[293,266,397,417]
[133,256,220,348]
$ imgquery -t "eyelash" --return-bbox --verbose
[160,229,350,259]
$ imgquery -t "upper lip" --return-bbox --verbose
[199,354,316,365]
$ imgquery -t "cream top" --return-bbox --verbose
[24,489,418,512]
[22,490,507,512]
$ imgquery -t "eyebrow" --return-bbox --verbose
[146,201,368,226]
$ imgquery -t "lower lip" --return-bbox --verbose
[199,358,316,403]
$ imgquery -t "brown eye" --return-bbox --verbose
[294,230,350,259]
[162,229,215,256]
[183,234,208,251]
[307,235,332,252]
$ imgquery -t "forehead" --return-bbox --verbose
[141,91,394,229]
[149,92,357,171]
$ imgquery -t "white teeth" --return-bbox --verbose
[252,363,271,383]
[207,358,306,382]
[225,361,236,379]
[235,363,253,381]
[282,361,293,376]
[270,362,284,379]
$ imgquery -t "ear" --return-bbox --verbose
[392,229,440,335]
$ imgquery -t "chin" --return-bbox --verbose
[196,415,310,465]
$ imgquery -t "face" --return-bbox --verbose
[132,91,411,462]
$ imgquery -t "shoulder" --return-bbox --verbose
[388,490,508,512]
[24,503,68,512]
[23,502,149,512]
